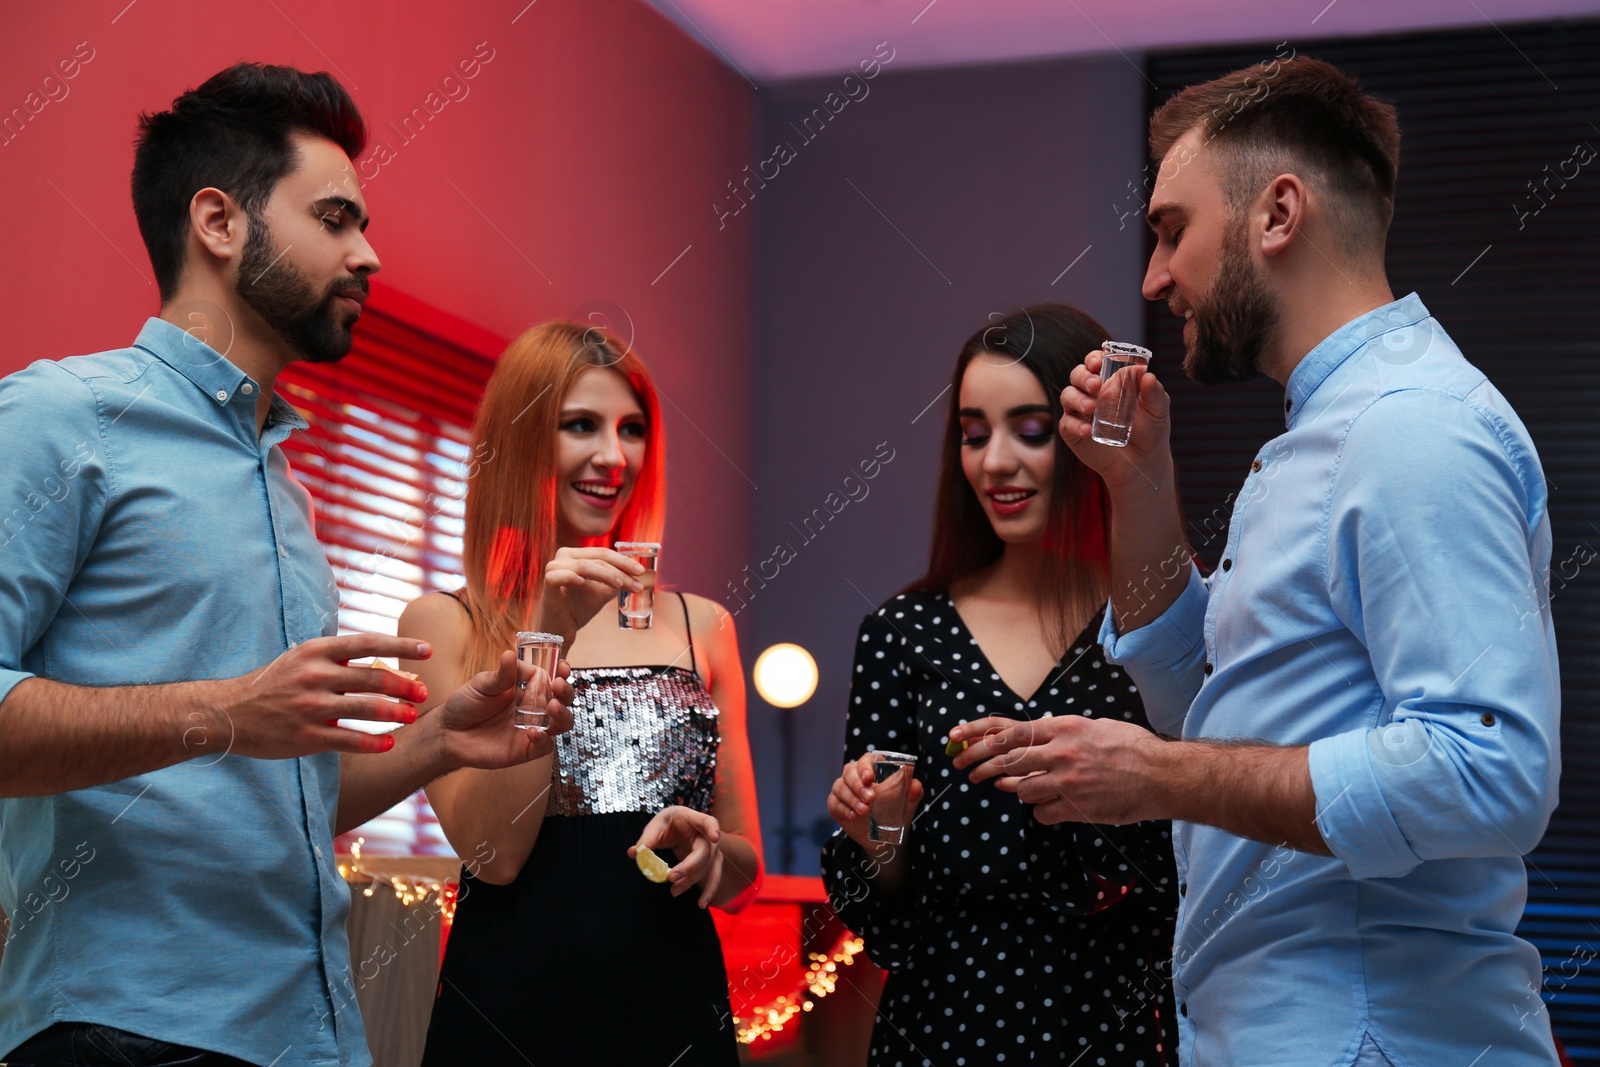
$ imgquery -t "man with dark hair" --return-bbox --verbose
[953,57,1561,1065]
[0,63,571,1065]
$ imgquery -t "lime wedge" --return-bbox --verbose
[945,739,969,756]
[635,845,671,883]
[368,660,420,683]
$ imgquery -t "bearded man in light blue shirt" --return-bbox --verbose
[950,57,1561,1066]
[0,64,571,1066]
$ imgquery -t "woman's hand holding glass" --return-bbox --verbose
[538,546,647,645]
[827,751,926,852]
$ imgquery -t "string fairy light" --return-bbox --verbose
[733,934,865,1045]
[336,838,459,922]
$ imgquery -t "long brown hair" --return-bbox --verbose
[458,322,666,675]
[903,303,1110,655]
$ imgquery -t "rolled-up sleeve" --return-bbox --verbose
[1099,563,1210,736]
[0,363,109,706]
[1311,390,1559,880]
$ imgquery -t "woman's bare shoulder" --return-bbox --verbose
[398,590,471,637]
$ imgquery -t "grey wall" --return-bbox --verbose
[740,54,1148,872]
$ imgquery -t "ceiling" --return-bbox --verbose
[643,0,1600,83]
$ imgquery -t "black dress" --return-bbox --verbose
[821,592,1179,1067]
[422,595,739,1067]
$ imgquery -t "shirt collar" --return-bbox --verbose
[1282,292,1430,428]
[132,317,307,432]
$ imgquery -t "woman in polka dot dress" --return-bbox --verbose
[822,303,1178,1066]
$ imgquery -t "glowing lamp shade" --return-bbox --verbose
[753,643,819,708]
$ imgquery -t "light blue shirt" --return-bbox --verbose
[0,319,367,1065]
[1102,294,1561,1067]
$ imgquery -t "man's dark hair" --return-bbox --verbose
[132,63,366,301]
[1149,56,1400,256]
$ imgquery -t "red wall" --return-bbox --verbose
[0,0,755,599]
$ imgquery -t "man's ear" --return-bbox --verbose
[189,187,245,264]
[1259,173,1309,258]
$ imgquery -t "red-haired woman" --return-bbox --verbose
[405,323,762,1066]
[823,304,1177,1066]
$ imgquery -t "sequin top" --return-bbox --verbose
[549,666,721,817]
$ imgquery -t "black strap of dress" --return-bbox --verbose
[677,591,698,677]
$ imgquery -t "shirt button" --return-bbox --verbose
[1481,712,1497,726]
[279,544,288,559]
[1180,1002,1189,1017]
[1179,882,1187,897]
[1222,559,1232,571]
[1250,459,1263,473]
[1285,398,1293,412]
[314,846,323,858]
[1203,662,1214,675]
[241,382,255,395]
[215,389,228,402]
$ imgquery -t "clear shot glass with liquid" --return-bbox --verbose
[1089,341,1153,447]
[514,631,564,730]
[614,541,660,629]
[868,751,919,844]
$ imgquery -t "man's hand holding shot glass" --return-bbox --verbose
[944,350,1326,856]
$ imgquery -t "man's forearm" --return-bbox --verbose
[0,677,207,796]
[1105,463,1192,633]
[335,714,452,834]
[1155,739,1331,855]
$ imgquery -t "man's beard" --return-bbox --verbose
[1181,217,1279,385]
[235,220,365,365]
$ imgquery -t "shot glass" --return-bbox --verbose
[514,631,564,731]
[868,751,919,844]
[1090,340,1153,448]
[614,541,660,630]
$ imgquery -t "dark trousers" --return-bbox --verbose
[3,1023,255,1067]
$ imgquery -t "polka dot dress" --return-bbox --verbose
[821,591,1179,1066]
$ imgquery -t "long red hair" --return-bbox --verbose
[458,322,666,674]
